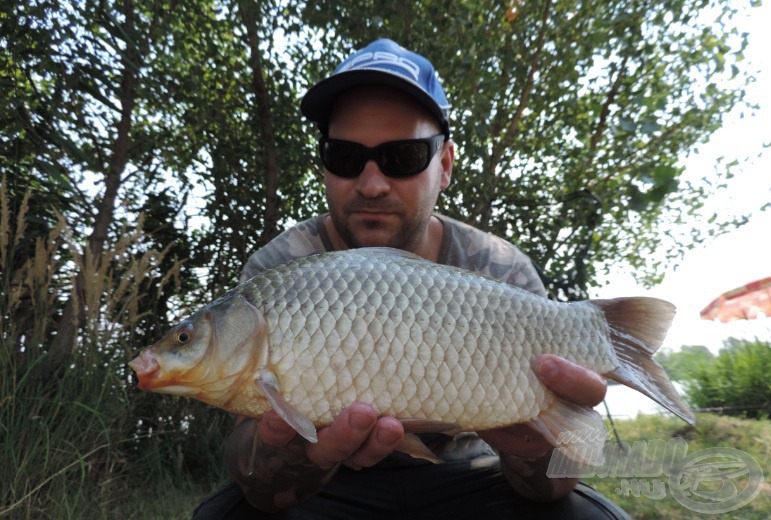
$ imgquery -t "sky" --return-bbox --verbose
[592,2,771,355]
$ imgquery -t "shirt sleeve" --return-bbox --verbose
[240,217,329,283]
[437,215,547,298]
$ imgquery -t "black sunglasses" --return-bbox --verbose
[319,134,445,179]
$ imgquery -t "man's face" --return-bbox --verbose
[324,87,453,252]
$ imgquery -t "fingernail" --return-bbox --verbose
[535,358,558,378]
[377,429,400,445]
[349,412,375,432]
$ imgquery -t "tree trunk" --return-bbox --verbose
[47,1,154,368]
[238,0,281,244]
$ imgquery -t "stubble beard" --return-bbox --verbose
[328,198,433,253]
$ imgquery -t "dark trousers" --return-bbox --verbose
[192,456,630,519]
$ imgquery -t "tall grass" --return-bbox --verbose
[0,180,231,519]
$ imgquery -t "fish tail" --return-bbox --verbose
[591,297,696,425]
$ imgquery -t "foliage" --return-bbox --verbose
[684,338,771,419]
[655,344,715,381]
[300,0,757,298]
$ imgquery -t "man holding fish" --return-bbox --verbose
[172,39,673,518]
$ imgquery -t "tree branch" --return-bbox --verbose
[473,0,553,229]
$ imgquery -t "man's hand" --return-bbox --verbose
[477,354,607,502]
[258,402,405,470]
[226,402,404,512]
[478,354,607,457]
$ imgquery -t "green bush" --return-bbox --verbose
[654,344,715,381]
[685,338,771,419]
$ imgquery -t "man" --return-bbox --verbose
[193,39,630,519]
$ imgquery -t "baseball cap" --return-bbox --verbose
[300,39,451,138]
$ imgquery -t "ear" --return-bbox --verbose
[439,139,454,190]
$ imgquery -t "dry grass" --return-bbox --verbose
[0,178,226,519]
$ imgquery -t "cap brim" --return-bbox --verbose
[301,69,450,137]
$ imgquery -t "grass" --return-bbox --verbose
[4,414,767,519]
[0,180,229,520]
[585,413,770,519]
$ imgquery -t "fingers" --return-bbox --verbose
[344,416,403,469]
[532,354,607,407]
[306,403,403,470]
[255,403,404,471]
[478,424,552,459]
[257,409,299,448]
[481,355,607,459]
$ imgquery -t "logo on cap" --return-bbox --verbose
[338,51,421,83]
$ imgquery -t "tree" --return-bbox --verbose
[4,0,756,361]
[686,338,771,418]
[300,0,756,299]
[655,344,715,381]
[1,0,211,369]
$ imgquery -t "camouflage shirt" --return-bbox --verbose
[240,213,547,465]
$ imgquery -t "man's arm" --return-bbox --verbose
[224,403,404,512]
[478,354,608,502]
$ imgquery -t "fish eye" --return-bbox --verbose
[175,326,193,344]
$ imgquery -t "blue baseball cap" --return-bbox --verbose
[301,39,451,138]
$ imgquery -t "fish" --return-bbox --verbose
[129,247,695,466]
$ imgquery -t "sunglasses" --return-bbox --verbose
[319,134,445,178]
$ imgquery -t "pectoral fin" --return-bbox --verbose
[396,433,443,463]
[256,370,317,443]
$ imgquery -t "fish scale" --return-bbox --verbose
[249,250,607,429]
[131,247,695,465]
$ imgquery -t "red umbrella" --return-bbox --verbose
[700,276,771,323]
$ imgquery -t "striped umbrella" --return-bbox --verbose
[700,276,771,323]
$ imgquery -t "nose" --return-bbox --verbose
[356,160,391,198]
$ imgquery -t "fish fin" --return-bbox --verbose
[591,297,696,426]
[527,398,606,467]
[398,418,462,435]
[396,433,443,463]
[356,247,425,261]
[255,370,318,443]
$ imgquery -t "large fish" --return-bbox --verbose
[129,248,694,465]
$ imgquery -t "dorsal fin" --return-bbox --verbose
[353,247,426,262]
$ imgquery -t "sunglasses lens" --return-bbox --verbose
[379,142,430,178]
[321,135,442,178]
[321,140,364,178]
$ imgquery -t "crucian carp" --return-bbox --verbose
[129,248,695,466]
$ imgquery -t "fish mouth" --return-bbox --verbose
[128,351,161,390]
